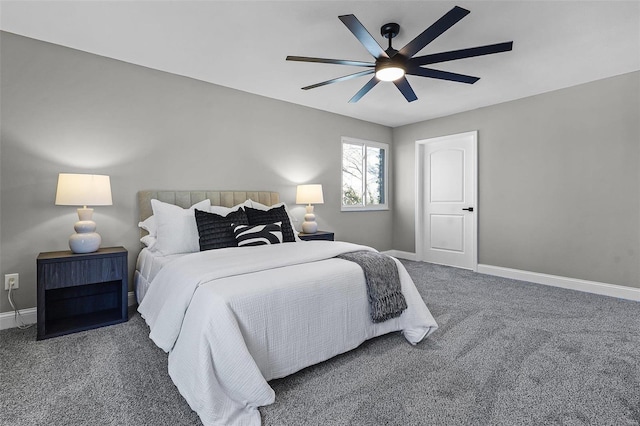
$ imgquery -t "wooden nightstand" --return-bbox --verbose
[36,246,128,340]
[298,231,335,241]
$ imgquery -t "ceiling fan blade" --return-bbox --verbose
[348,77,380,103]
[393,77,418,102]
[339,14,389,59]
[302,69,375,90]
[398,6,470,58]
[410,41,513,66]
[286,56,375,68]
[407,67,479,84]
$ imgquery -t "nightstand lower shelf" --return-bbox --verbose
[45,308,124,339]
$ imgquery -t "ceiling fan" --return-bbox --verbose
[286,6,513,103]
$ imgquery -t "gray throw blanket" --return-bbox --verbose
[336,250,407,323]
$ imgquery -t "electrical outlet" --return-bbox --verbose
[4,273,19,290]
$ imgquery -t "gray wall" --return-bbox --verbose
[393,71,640,288]
[2,31,638,316]
[0,32,392,313]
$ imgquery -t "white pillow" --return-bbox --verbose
[209,199,252,216]
[248,199,301,242]
[140,234,158,251]
[151,198,211,255]
[138,216,157,237]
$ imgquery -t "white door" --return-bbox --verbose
[416,131,477,270]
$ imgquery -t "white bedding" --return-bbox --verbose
[138,241,438,426]
[134,248,184,304]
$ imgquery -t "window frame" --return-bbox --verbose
[341,136,389,212]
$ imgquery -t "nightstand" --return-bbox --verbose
[298,231,335,241]
[37,246,128,340]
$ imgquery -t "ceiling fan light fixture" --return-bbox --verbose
[375,63,405,82]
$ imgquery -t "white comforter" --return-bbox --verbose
[138,241,438,426]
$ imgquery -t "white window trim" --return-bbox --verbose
[341,136,389,212]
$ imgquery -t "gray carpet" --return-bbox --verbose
[1,261,639,425]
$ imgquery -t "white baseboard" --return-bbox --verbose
[128,290,137,307]
[477,264,640,302]
[1,291,138,331]
[382,250,418,261]
[0,307,37,330]
[382,251,640,302]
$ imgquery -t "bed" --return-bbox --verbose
[135,190,438,426]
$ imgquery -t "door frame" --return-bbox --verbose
[415,131,478,271]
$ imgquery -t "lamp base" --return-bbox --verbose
[301,220,318,234]
[68,207,102,253]
[69,232,102,254]
[302,205,318,234]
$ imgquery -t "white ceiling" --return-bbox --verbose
[1,1,639,127]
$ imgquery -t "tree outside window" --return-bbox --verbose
[341,137,389,211]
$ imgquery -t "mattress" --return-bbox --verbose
[134,248,184,304]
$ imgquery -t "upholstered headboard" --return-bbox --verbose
[138,190,280,223]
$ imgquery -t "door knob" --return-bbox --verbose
[462,207,474,212]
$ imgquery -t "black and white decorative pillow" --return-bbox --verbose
[244,205,296,242]
[233,222,283,247]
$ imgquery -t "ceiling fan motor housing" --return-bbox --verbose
[377,21,405,81]
[375,58,406,81]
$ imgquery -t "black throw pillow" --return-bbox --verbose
[194,208,249,251]
[244,205,296,243]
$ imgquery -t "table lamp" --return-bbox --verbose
[296,184,324,234]
[55,173,112,253]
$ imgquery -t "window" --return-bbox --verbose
[341,137,389,211]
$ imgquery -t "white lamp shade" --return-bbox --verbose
[296,184,324,205]
[55,173,113,206]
